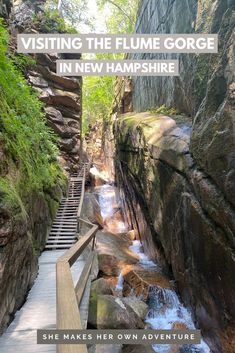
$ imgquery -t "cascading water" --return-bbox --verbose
[90,165,211,353]
[129,240,210,353]
[129,240,158,269]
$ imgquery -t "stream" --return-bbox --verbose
[90,166,211,353]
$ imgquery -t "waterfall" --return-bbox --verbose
[129,241,211,353]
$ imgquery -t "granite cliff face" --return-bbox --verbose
[114,1,235,352]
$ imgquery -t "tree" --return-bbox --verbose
[97,0,139,33]
[82,0,140,134]
[47,0,93,30]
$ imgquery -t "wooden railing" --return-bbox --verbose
[56,164,98,353]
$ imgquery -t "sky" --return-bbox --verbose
[80,0,110,33]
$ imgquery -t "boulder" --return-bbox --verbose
[120,297,148,320]
[123,266,173,300]
[90,278,113,296]
[98,253,121,276]
[88,294,144,329]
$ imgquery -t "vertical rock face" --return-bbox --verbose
[11,0,82,172]
[114,2,235,352]
[132,0,198,115]
[0,185,62,333]
[0,0,11,17]
[115,4,235,353]
[114,113,235,353]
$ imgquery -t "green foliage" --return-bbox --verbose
[8,53,36,73]
[0,20,64,214]
[32,5,77,33]
[82,75,114,135]
[82,1,139,134]
[97,0,139,33]
[149,105,178,115]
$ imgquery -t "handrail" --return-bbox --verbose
[77,166,86,219]
[56,163,98,353]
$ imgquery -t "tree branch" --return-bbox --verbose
[104,0,132,22]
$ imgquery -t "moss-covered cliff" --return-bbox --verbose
[0,13,66,332]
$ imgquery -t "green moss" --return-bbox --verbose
[149,105,178,115]
[0,20,64,215]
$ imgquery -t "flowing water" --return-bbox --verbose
[90,165,211,353]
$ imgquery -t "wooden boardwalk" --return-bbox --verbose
[0,251,86,353]
[0,167,91,353]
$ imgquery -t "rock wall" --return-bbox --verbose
[114,3,235,351]
[0,0,11,17]
[131,0,234,117]
[0,183,62,333]
[11,0,82,172]
[114,112,235,353]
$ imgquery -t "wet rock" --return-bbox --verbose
[114,108,235,353]
[120,297,148,320]
[88,294,145,329]
[98,253,121,276]
[96,231,138,276]
[123,266,172,300]
[122,345,156,353]
[172,321,189,330]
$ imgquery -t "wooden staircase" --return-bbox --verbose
[45,163,90,250]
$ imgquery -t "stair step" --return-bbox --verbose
[50,230,76,235]
[53,219,77,225]
[47,240,75,244]
[51,225,77,228]
[45,244,73,249]
[48,236,77,240]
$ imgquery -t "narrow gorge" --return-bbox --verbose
[0,1,234,353]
